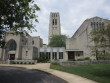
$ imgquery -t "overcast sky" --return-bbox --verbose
[30,0,110,44]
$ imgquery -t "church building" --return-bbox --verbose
[66,17,110,60]
[0,12,110,62]
[0,31,43,61]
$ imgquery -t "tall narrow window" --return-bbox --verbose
[40,52,42,58]
[52,52,57,59]
[102,22,104,27]
[46,52,50,59]
[55,19,57,25]
[54,14,55,17]
[59,52,63,59]
[99,22,101,28]
[96,22,98,28]
[93,22,95,29]
[91,22,93,28]
[48,52,50,59]
[53,19,54,25]
[32,40,34,45]
[26,51,28,56]
[9,41,17,51]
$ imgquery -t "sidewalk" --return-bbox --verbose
[0,63,97,83]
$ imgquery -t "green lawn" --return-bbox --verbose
[50,63,110,83]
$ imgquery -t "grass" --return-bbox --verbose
[50,63,110,83]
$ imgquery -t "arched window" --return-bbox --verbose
[9,40,17,51]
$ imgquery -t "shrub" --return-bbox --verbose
[21,62,23,64]
[32,62,34,64]
[13,62,16,64]
[77,57,91,61]
[17,62,19,64]
[51,62,60,65]
[29,62,31,64]
[77,59,84,61]
[37,53,49,63]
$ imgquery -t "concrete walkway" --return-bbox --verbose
[0,63,97,83]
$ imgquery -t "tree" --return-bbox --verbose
[0,0,40,48]
[90,24,110,60]
[48,35,67,47]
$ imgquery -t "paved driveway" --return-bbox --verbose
[0,66,67,83]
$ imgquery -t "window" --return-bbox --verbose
[93,22,95,29]
[91,22,93,27]
[53,19,54,25]
[9,41,17,51]
[55,19,57,25]
[96,22,98,28]
[102,22,104,27]
[32,40,34,45]
[59,52,63,59]
[77,54,80,56]
[99,22,101,28]
[26,51,28,56]
[40,52,44,58]
[91,22,104,29]
[46,52,50,59]
[52,52,57,59]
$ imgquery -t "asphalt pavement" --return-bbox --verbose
[0,66,67,83]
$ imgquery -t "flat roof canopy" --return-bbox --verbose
[65,49,83,52]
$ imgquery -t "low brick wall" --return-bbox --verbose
[59,60,110,66]
[0,60,37,64]
[9,60,37,64]
[0,61,7,64]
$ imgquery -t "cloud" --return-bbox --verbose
[30,0,110,44]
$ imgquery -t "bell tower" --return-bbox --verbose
[48,12,61,43]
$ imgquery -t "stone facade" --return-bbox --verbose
[66,17,110,60]
[0,31,43,61]
[40,47,68,61]
[1,12,110,62]
[48,12,61,43]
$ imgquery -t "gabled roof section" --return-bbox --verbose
[71,16,110,38]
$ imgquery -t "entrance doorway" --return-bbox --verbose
[68,51,75,60]
[9,54,15,60]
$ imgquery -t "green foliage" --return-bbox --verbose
[90,24,110,60]
[50,64,110,83]
[37,53,49,63]
[0,0,40,48]
[48,35,67,47]
[73,57,91,61]
[51,62,60,65]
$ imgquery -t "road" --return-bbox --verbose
[0,66,67,83]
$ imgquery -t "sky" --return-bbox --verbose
[30,0,110,44]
